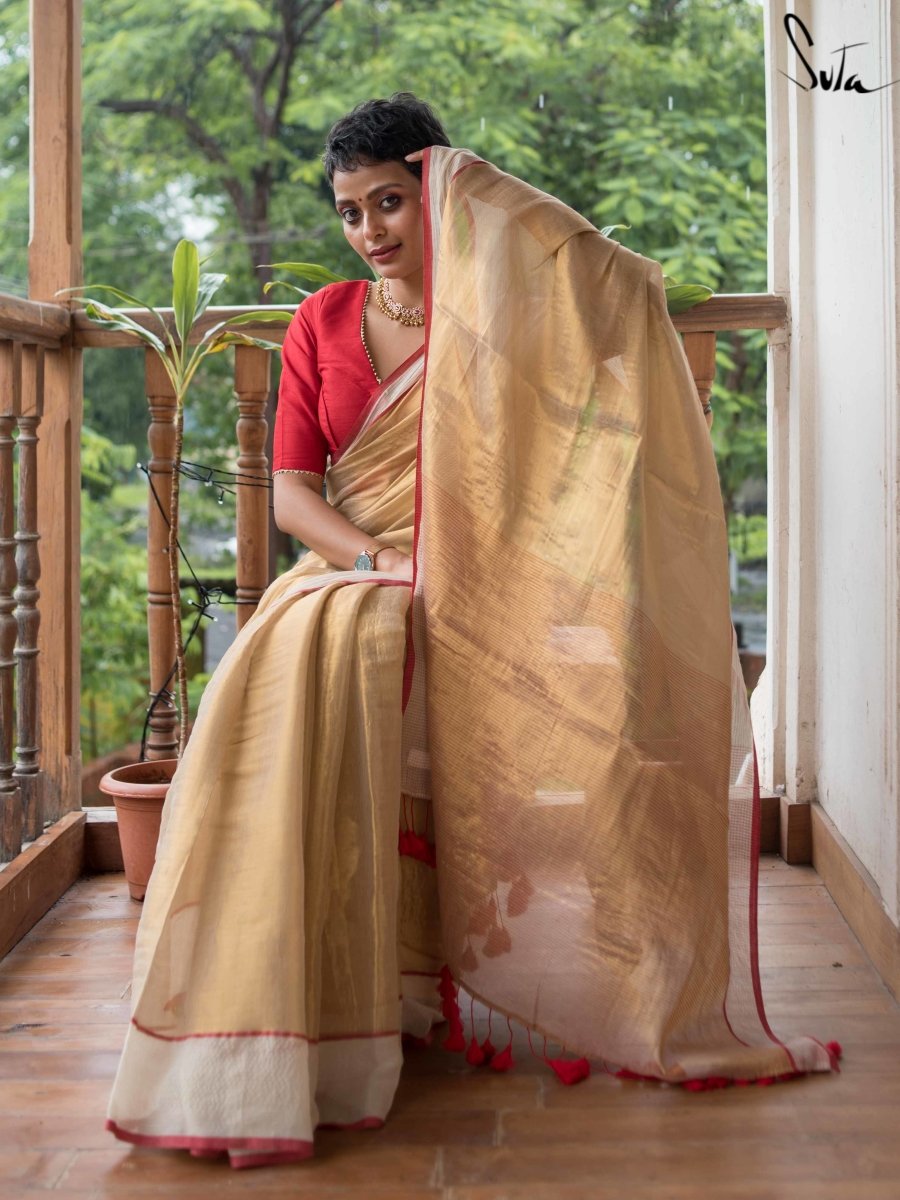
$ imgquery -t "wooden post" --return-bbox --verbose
[28,0,83,816]
[14,347,44,841]
[144,350,178,760]
[0,343,23,861]
[682,330,716,431]
[234,346,271,629]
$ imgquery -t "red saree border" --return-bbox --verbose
[106,1116,385,1170]
[130,1015,400,1044]
[330,315,424,466]
[106,1120,314,1158]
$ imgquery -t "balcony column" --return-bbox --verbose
[28,0,83,819]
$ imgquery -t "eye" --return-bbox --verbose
[339,207,360,224]
[379,194,400,210]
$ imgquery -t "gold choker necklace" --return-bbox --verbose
[374,277,425,327]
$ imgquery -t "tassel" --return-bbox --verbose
[442,1018,466,1053]
[398,828,436,866]
[506,874,535,918]
[460,944,478,971]
[483,925,512,957]
[682,1076,731,1092]
[489,1042,514,1072]
[826,1040,843,1061]
[438,965,456,1000]
[546,1056,591,1086]
[438,964,463,1038]
[465,1036,486,1066]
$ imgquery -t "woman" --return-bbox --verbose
[105,94,840,1169]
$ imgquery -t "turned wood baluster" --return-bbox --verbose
[144,350,178,760]
[14,346,44,842]
[682,330,716,431]
[234,345,271,630]
[0,342,22,861]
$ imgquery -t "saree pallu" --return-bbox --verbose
[107,145,838,1169]
[411,147,837,1085]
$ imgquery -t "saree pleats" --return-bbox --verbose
[107,377,442,1165]
[410,147,836,1083]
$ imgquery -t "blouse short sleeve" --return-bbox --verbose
[273,293,329,475]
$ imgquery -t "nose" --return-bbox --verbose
[362,208,386,241]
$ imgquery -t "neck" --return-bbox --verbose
[384,271,424,310]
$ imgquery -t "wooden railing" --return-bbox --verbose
[0,290,789,841]
[0,297,70,861]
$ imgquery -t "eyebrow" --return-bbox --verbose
[334,182,408,207]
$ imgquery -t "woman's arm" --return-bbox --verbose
[273,473,412,578]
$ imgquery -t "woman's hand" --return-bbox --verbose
[375,546,414,581]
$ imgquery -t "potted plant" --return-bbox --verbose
[66,241,291,899]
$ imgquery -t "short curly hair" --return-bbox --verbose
[323,93,451,186]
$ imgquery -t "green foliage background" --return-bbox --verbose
[0,0,769,759]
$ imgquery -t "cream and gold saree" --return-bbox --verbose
[107,146,839,1168]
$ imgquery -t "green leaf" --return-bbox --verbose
[81,301,169,355]
[194,272,228,323]
[600,222,631,238]
[200,309,293,346]
[265,262,348,285]
[664,284,714,315]
[263,280,312,299]
[172,240,200,346]
[206,332,286,353]
[223,309,294,325]
[62,283,173,348]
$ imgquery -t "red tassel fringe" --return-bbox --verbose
[398,828,436,868]
[546,1056,591,1086]
[489,1042,514,1072]
[430,967,842,1092]
[614,1039,843,1091]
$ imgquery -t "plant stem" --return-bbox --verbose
[169,398,188,757]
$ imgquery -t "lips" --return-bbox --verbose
[370,244,400,260]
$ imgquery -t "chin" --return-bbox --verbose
[374,261,422,281]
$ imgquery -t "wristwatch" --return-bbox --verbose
[354,543,384,571]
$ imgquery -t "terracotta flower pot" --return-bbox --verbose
[99,759,178,902]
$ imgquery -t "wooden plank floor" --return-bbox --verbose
[1,855,899,1199]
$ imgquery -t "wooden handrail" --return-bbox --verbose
[70,291,789,349]
[0,294,71,347]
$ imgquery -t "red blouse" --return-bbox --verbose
[273,279,378,475]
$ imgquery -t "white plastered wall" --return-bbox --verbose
[752,0,900,927]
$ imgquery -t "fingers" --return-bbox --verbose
[404,149,426,163]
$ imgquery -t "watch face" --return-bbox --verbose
[354,551,374,570]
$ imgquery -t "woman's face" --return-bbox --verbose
[332,160,424,282]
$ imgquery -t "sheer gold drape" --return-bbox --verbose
[408,146,837,1083]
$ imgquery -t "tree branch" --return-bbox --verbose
[99,99,251,222]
